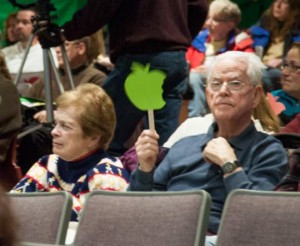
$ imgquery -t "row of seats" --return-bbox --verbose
[11,190,211,246]
[10,188,300,246]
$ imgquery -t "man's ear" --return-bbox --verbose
[78,42,86,56]
[252,85,263,109]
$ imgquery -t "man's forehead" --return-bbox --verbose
[211,60,247,75]
[211,68,246,79]
[17,10,35,19]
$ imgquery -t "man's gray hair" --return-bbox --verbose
[207,51,266,86]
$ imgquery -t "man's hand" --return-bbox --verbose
[203,137,237,167]
[135,130,159,172]
[33,110,57,123]
[34,22,64,49]
[33,110,47,123]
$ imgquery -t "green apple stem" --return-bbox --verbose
[148,109,155,131]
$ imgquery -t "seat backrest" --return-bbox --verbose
[74,190,211,246]
[9,191,72,245]
[216,189,300,246]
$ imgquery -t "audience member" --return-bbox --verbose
[30,33,107,102]
[250,0,300,92]
[51,0,209,155]
[0,52,22,190]
[271,42,300,125]
[12,83,130,221]
[0,185,19,246]
[2,12,20,47]
[186,0,254,117]
[164,93,280,149]
[2,8,57,96]
[2,8,41,74]
[128,51,288,236]
[17,33,107,174]
[121,91,281,174]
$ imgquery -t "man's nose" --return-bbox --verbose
[219,82,230,92]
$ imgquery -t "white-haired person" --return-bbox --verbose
[128,51,288,245]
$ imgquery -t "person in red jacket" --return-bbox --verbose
[186,0,254,117]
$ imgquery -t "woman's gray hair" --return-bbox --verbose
[206,51,266,86]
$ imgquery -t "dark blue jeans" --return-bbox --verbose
[103,51,188,155]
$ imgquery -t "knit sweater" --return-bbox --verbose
[12,149,129,221]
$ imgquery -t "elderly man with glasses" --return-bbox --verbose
[271,42,300,125]
[128,51,288,237]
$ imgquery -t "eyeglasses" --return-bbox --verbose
[281,60,300,73]
[207,81,248,92]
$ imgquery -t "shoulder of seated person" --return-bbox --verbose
[182,113,214,125]
[235,31,252,44]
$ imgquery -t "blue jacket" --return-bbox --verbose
[250,25,300,57]
[129,122,288,234]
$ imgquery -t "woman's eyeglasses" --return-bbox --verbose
[281,60,300,73]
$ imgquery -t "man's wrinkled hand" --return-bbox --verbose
[135,130,160,172]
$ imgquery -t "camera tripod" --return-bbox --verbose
[10,0,75,139]
[16,36,75,139]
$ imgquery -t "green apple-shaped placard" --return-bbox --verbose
[125,62,166,110]
[125,62,166,131]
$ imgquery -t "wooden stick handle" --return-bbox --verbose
[148,109,155,131]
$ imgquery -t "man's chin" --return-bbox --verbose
[214,111,232,120]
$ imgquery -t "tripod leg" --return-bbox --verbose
[13,34,34,86]
[43,49,54,124]
[61,44,75,89]
[47,49,65,95]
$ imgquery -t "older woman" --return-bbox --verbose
[186,0,254,117]
[271,42,300,125]
[18,32,107,175]
[12,83,130,221]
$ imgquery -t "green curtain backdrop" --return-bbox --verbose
[0,0,87,46]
